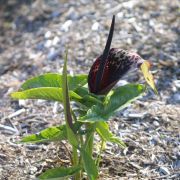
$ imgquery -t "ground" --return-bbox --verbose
[0,0,179,179]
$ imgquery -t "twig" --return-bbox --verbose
[0,124,19,134]
[8,108,26,119]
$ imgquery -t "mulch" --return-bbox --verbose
[0,0,179,179]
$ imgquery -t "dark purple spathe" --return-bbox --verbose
[88,48,144,94]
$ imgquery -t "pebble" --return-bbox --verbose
[153,120,160,127]
[44,39,52,48]
[61,20,73,32]
[117,80,128,86]
[91,22,99,31]
[0,153,7,160]
[173,159,180,169]
[127,113,146,118]
[171,93,180,104]
[19,100,28,107]
[47,48,60,61]
[149,138,157,146]
[36,42,45,51]
[53,102,59,114]
[29,166,38,174]
[50,11,61,18]
[52,36,60,46]
[159,166,170,175]
[44,31,52,39]
[26,145,40,151]
[65,7,80,20]
[117,12,124,18]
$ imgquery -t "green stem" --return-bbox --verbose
[71,109,83,180]
[71,109,84,146]
[95,139,104,168]
[85,123,96,156]
[72,147,80,180]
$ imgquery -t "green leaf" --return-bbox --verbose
[81,148,98,180]
[103,84,145,114]
[11,87,82,102]
[21,73,87,91]
[21,125,66,143]
[38,166,82,179]
[79,84,145,121]
[96,122,126,148]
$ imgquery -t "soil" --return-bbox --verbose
[0,0,179,179]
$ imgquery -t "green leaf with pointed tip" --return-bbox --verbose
[21,125,66,143]
[11,87,82,102]
[96,122,126,148]
[81,148,98,180]
[79,84,145,122]
[38,166,82,179]
[21,73,87,91]
[103,84,145,114]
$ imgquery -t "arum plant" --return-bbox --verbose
[11,15,157,180]
[89,15,157,95]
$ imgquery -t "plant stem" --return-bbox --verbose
[72,147,80,180]
[71,108,84,149]
[71,109,83,180]
[72,147,78,165]
[85,123,96,156]
[95,140,105,168]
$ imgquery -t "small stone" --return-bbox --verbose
[19,100,28,107]
[174,80,180,88]
[36,42,44,51]
[61,20,72,32]
[128,113,146,118]
[51,11,61,18]
[117,80,128,86]
[117,12,124,18]
[29,166,38,174]
[26,144,40,150]
[149,138,158,146]
[0,154,7,160]
[47,49,60,61]
[153,120,159,127]
[172,93,180,103]
[52,36,60,46]
[91,22,99,31]
[44,39,52,48]
[44,31,52,39]
[173,159,180,169]
[53,102,59,114]
[159,166,170,175]
[65,7,80,20]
